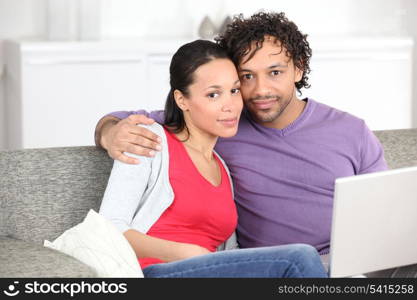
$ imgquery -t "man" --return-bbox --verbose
[94,12,416,277]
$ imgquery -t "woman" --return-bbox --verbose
[99,40,327,278]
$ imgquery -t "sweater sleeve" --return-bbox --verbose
[107,110,166,124]
[99,151,152,233]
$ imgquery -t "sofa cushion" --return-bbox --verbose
[44,209,143,278]
[0,146,113,244]
[374,129,417,169]
[0,237,96,277]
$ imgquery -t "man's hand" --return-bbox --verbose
[98,114,162,164]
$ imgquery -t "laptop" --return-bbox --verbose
[329,166,417,277]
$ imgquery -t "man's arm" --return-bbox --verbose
[94,110,165,164]
[94,115,120,149]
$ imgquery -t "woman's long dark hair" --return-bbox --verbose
[164,40,229,136]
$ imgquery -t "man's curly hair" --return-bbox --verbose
[216,12,312,93]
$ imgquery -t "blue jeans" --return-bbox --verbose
[142,244,328,278]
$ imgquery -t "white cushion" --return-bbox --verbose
[44,209,143,278]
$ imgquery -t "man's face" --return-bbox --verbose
[237,38,303,126]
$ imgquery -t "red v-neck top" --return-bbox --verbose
[139,127,237,269]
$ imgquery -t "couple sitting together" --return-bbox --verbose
[96,12,411,278]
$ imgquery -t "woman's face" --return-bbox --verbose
[178,58,243,138]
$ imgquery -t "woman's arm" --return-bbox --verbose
[99,151,152,232]
[123,230,210,262]
[99,147,209,262]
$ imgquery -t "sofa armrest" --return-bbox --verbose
[0,236,97,277]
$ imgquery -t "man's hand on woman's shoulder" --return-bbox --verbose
[96,114,163,164]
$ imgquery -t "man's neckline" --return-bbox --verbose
[245,98,315,136]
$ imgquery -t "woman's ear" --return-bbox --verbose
[174,89,189,111]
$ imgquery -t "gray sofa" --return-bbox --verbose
[1,129,416,277]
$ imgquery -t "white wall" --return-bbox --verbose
[0,40,4,149]
[0,0,411,43]
[99,0,411,38]
[0,0,47,149]
[403,0,417,128]
[0,0,47,39]
[0,0,409,40]
[0,0,416,149]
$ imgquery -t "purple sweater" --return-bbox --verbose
[108,98,388,254]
